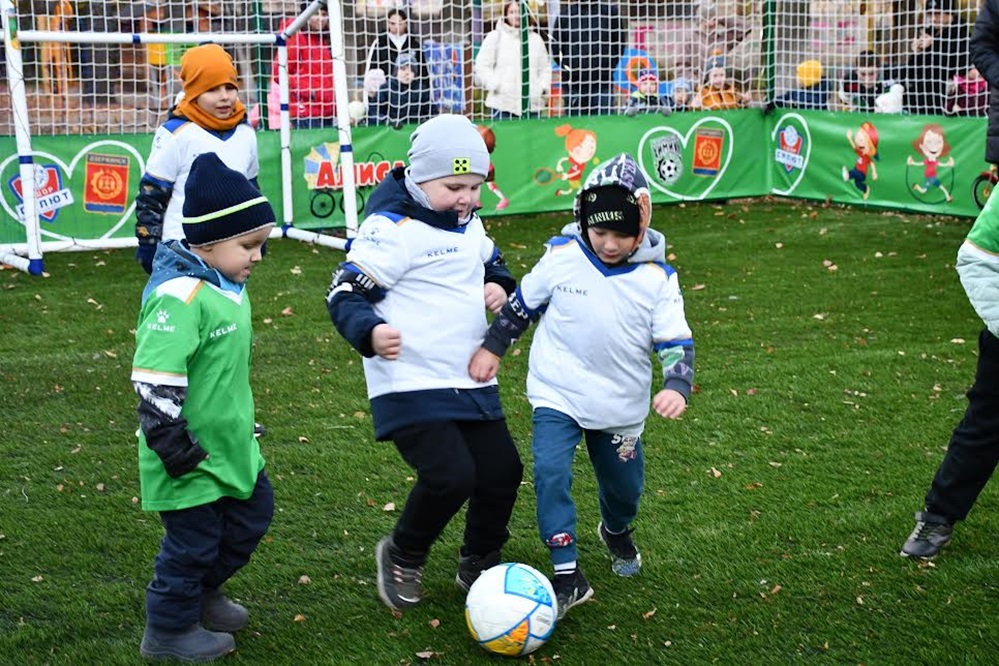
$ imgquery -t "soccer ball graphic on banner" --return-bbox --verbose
[465,562,557,657]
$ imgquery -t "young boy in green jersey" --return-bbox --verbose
[131,152,275,662]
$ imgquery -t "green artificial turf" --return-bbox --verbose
[1,199,996,664]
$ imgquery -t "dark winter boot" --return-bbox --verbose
[201,588,249,632]
[139,623,235,662]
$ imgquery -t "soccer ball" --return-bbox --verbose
[465,563,557,657]
[347,100,367,123]
[657,155,682,184]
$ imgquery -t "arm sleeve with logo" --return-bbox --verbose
[326,215,410,355]
[652,269,695,400]
[131,289,207,477]
[481,244,556,356]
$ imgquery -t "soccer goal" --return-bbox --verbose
[0,0,355,275]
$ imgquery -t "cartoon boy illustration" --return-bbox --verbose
[907,123,955,202]
[842,121,879,200]
[554,124,598,197]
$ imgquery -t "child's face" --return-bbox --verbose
[856,66,879,87]
[967,66,981,81]
[419,173,485,219]
[195,83,239,120]
[708,67,727,88]
[398,66,415,85]
[674,88,690,104]
[194,226,272,283]
[586,227,640,265]
[639,78,658,95]
[388,13,407,36]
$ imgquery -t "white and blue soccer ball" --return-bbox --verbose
[465,562,557,657]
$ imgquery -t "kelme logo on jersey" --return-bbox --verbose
[147,309,175,333]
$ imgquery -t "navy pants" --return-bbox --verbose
[391,419,523,565]
[532,408,644,567]
[146,471,274,630]
[925,329,999,522]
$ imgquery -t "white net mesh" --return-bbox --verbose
[0,0,986,138]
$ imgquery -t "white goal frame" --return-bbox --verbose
[0,0,354,275]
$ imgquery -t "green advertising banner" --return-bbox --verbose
[0,111,990,249]
[770,110,989,218]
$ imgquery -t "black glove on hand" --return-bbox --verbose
[155,432,209,478]
[136,243,157,275]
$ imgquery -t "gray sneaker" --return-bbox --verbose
[597,522,642,577]
[901,510,953,559]
[375,535,423,610]
[201,588,249,632]
[139,623,235,662]
[455,548,501,592]
[551,568,594,620]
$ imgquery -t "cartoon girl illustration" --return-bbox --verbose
[842,121,879,200]
[554,124,598,197]
[907,123,955,202]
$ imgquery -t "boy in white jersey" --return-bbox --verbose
[134,43,260,275]
[325,115,523,611]
[470,153,695,619]
[132,153,275,661]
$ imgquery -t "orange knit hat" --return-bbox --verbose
[180,44,239,101]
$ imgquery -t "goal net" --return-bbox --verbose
[0,1,981,273]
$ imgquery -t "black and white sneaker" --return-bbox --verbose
[551,568,593,620]
[900,511,953,559]
[375,535,423,610]
[253,422,266,438]
[598,521,642,577]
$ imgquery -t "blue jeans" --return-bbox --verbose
[532,407,644,566]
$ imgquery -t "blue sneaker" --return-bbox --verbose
[900,511,953,559]
[598,522,642,577]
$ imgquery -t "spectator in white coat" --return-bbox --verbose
[474,0,552,120]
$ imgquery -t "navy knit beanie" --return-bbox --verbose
[182,153,275,247]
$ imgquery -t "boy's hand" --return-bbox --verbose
[652,389,687,419]
[484,282,507,314]
[469,348,500,382]
[371,323,402,359]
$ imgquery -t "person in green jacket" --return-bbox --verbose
[131,152,275,661]
[901,195,999,559]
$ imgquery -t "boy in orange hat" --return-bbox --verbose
[134,43,261,276]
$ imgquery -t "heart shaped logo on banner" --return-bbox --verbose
[637,117,735,201]
[0,140,145,241]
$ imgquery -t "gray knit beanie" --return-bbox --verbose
[407,115,490,184]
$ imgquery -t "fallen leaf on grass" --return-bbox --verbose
[744,482,763,490]
[708,467,722,479]
[290,266,303,275]
[415,650,436,659]
[298,575,311,585]
[689,284,706,291]
[950,338,965,344]
[429,618,441,629]
[642,608,656,620]
[31,575,44,582]
[281,307,294,316]
[293,614,307,622]
[95,483,105,492]
[383,502,396,512]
